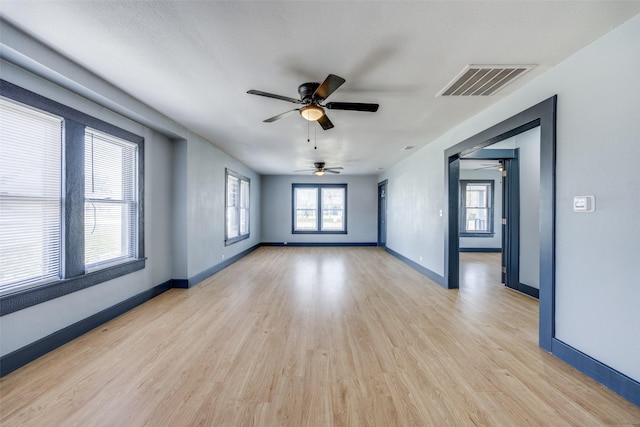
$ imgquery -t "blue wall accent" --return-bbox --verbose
[385,247,445,287]
[552,339,640,406]
[261,242,377,247]
[0,259,146,316]
[444,96,555,352]
[172,279,189,289]
[0,280,172,377]
[459,248,502,253]
[187,244,261,287]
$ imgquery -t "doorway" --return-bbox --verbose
[377,180,387,248]
[459,135,540,299]
[444,96,556,351]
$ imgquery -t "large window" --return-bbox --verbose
[225,169,250,245]
[85,128,138,268]
[293,184,347,233]
[0,81,144,312]
[460,180,494,236]
[0,98,62,294]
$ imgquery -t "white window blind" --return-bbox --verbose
[240,179,249,235]
[84,128,137,268]
[0,97,62,295]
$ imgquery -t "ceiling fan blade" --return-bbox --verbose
[247,90,301,104]
[313,74,346,101]
[325,102,379,112]
[325,167,343,170]
[264,108,300,122]
[317,114,334,130]
[294,168,315,172]
[325,169,340,174]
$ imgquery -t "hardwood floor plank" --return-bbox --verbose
[1,247,639,426]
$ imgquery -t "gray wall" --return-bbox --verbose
[0,63,175,356]
[0,30,262,355]
[184,135,261,279]
[515,128,541,289]
[485,127,541,289]
[261,174,378,244]
[379,15,640,381]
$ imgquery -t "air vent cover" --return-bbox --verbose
[438,64,535,97]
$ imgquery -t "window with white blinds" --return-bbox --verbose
[0,97,62,294]
[225,169,250,245]
[84,128,138,268]
[0,81,144,312]
[240,179,249,236]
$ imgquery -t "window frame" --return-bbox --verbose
[292,183,347,234]
[84,127,139,270]
[459,179,494,237]
[225,168,250,246]
[0,80,145,316]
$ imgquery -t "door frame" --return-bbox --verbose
[459,149,519,290]
[377,180,388,248]
[444,96,556,351]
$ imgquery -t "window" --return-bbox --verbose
[225,169,250,245]
[293,184,347,233]
[0,81,144,312]
[85,128,138,268]
[0,98,62,294]
[460,180,494,236]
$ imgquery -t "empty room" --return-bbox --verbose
[1,2,639,425]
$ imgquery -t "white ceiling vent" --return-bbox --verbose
[438,64,535,97]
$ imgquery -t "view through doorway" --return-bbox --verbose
[458,126,540,299]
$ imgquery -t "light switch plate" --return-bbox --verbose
[573,195,595,212]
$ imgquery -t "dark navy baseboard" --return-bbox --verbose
[0,280,172,377]
[459,247,502,253]
[186,244,261,288]
[552,338,640,407]
[518,282,539,299]
[262,242,377,247]
[384,247,445,287]
[172,279,189,289]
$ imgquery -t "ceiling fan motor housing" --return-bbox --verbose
[314,162,325,169]
[298,82,320,102]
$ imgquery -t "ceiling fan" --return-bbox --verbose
[295,162,343,176]
[473,161,504,171]
[247,74,379,130]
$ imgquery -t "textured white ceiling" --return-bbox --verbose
[2,2,639,175]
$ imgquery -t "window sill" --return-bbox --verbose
[0,258,146,316]
[225,234,250,246]
[292,230,348,235]
[460,232,495,238]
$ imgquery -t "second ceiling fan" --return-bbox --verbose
[247,74,379,130]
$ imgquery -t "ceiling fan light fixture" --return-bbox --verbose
[314,170,325,176]
[300,105,324,121]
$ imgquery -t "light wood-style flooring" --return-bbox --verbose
[1,247,639,426]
